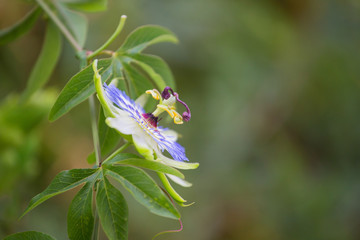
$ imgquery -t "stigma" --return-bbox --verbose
[144,87,191,127]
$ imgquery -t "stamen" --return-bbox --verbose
[173,93,191,122]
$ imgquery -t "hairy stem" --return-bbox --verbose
[35,0,82,52]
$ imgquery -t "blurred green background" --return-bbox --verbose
[2,0,360,239]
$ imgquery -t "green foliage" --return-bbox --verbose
[104,165,180,219]
[127,53,176,90]
[21,169,98,218]
[96,177,128,240]
[19,152,185,239]
[3,231,56,240]
[118,25,178,53]
[22,21,62,102]
[0,91,56,193]
[49,59,112,121]
[0,7,42,45]
[67,181,95,240]
[57,3,88,48]
[122,61,153,97]
[62,0,108,13]
[49,24,179,123]
[3,1,194,239]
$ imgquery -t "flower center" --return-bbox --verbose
[145,87,191,125]
[142,113,159,128]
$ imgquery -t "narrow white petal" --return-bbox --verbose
[159,128,179,142]
[157,152,199,169]
[106,116,138,135]
[132,133,155,160]
[167,174,192,187]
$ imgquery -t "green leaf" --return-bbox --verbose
[21,169,98,218]
[0,7,42,45]
[103,153,142,166]
[128,53,176,90]
[108,157,184,179]
[105,165,180,219]
[49,58,112,121]
[57,3,88,47]
[21,21,62,102]
[122,61,153,97]
[4,231,56,240]
[111,57,127,92]
[67,181,94,240]
[62,0,107,12]
[96,177,128,240]
[118,25,178,54]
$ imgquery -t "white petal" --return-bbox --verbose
[157,152,199,169]
[106,116,138,135]
[166,174,192,187]
[135,93,149,108]
[159,128,179,142]
[132,133,155,160]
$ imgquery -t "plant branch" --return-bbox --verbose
[35,0,82,52]
[87,15,127,59]
[89,95,101,167]
[102,142,131,165]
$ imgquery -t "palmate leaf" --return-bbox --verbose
[21,21,62,102]
[0,7,42,45]
[67,181,94,240]
[104,165,180,219]
[21,169,98,218]
[62,0,107,12]
[118,25,178,54]
[49,58,112,121]
[96,177,128,240]
[4,231,56,240]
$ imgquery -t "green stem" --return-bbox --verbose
[102,142,131,165]
[89,95,101,167]
[35,0,82,52]
[87,15,127,59]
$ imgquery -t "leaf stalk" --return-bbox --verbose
[35,0,82,52]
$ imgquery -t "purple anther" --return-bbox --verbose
[161,86,174,100]
[142,113,159,128]
[173,92,191,122]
